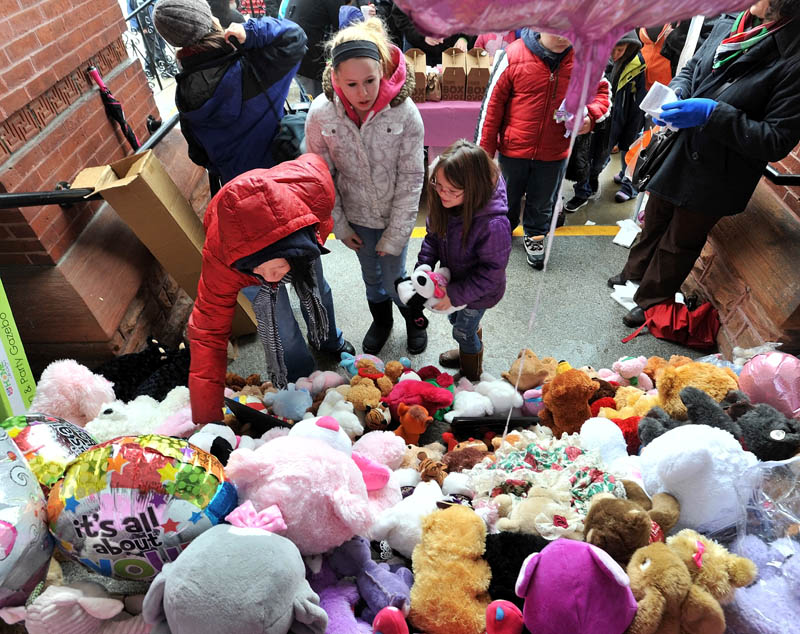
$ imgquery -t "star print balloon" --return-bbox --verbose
[47,435,237,581]
[0,414,97,493]
[0,428,54,608]
[394,0,750,115]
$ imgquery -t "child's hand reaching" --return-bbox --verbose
[224,23,247,46]
[433,293,452,312]
[343,234,364,251]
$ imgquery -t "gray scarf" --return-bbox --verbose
[251,264,329,388]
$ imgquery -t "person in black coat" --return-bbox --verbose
[610,0,800,327]
[390,4,472,65]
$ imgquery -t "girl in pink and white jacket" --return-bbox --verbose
[305,17,425,356]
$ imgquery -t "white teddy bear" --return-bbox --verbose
[443,390,494,423]
[474,372,523,414]
[305,389,363,439]
[85,386,190,442]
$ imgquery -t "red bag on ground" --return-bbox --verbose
[622,301,720,351]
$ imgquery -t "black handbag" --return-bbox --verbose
[633,127,678,190]
[230,37,310,164]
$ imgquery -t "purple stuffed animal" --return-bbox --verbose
[515,539,637,634]
[327,536,413,623]
[308,560,372,634]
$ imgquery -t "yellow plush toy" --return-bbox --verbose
[656,362,739,420]
[409,505,491,634]
[598,385,661,419]
[666,529,757,605]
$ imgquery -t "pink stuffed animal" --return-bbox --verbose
[29,359,116,427]
[225,436,375,555]
[383,380,454,421]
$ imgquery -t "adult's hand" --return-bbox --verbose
[578,115,592,135]
[342,234,364,251]
[659,98,717,129]
[454,37,469,52]
[424,36,445,47]
[224,22,246,46]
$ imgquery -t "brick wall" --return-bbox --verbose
[767,142,800,219]
[0,0,158,266]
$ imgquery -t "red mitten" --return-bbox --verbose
[373,606,409,634]
[486,600,523,634]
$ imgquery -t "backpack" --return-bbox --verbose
[622,301,720,351]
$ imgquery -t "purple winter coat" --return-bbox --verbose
[416,177,511,309]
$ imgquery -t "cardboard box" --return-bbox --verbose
[72,151,256,337]
[404,48,427,104]
[466,47,492,101]
[441,47,466,101]
[0,278,35,418]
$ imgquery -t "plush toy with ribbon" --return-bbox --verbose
[396,265,465,329]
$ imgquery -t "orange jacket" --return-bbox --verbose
[187,154,335,424]
[639,26,674,90]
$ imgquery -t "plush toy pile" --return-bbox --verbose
[2,345,798,634]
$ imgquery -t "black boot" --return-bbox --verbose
[399,306,428,355]
[363,300,394,354]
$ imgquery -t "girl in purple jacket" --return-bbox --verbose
[417,140,512,380]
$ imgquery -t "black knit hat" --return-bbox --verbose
[153,0,215,48]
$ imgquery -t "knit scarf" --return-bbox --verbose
[251,264,329,389]
[713,10,788,70]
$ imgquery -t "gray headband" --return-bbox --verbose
[332,40,381,67]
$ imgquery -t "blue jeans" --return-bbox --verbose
[448,307,486,354]
[241,257,344,381]
[351,224,408,305]
[499,154,568,236]
[615,151,638,198]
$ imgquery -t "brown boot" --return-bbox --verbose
[459,345,484,382]
[439,328,481,369]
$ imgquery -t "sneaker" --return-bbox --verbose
[615,190,632,203]
[564,196,589,213]
[523,235,545,270]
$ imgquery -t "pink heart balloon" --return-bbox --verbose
[395,0,750,114]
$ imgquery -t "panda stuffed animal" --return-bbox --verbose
[395,264,465,328]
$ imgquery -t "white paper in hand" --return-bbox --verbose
[640,82,678,130]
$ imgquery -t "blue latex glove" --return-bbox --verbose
[653,88,681,127]
[659,98,718,129]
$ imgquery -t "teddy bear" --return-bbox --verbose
[395,403,433,445]
[474,373,524,415]
[501,349,558,391]
[263,383,313,422]
[643,354,693,384]
[384,360,407,383]
[352,430,407,470]
[538,369,599,437]
[515,539,638,634]
[308,563,371,634]
[639,424,757,534]
[409,505,491,634]
[625,542,725,634]
[665,529,757,605]
[417,454,448,487]
[353,359,394,396]
[396,264,466,327]
[598,356,654,391]
[347,376,384,418]
[309,389,364,440]
[30,359,116,427]
[719,389,800,461]
[443,446,490,473]
[340,352,384,377]
[655,361,739,420]
[369,480,445,558]
[400,441,446,469]
[583,479,680,568]
[598,385,660,419]
[494,487,582,539]
[443,389,494,423]
[225,435,375,555]
[364,403,392,431]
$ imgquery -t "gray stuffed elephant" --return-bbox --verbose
[142,525,327,634]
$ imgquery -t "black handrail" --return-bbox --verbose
[0,114,178,209]
[764,164,800,186]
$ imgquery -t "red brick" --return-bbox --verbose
[0,237,44,254]
[0,208,26,223]
[29,42,64,74]
[3,8,45,42]
[5,32,40,61]
[0,253,34,266]
[777,153,800,175]
[783,190,800,216]
[0,87,29,120]
[40,0,73,21]
[46,228,75,262]
[29,206,61,237]
[6,223,36,239]
[36,15,67,48]
[26,252,56,265]
[2,60,36,92]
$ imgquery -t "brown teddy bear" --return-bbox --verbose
[384,360,406,383]
[418,455,448,486]
[626,542,726,634]
[501,349,558,391]
[442,446,489,473]
[666,529,757,605]
[395,403,433,444]
[364,403,391,431]
[409,505,491,634]
[656,362,739,420]
[539,368,599,436]
[351,362,394,396]
[401,441,446,469]
[347,376,383,414]
[584,479,680,568]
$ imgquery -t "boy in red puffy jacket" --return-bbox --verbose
[475,28,609,269]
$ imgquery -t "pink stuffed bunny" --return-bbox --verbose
[598,356,653,391]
